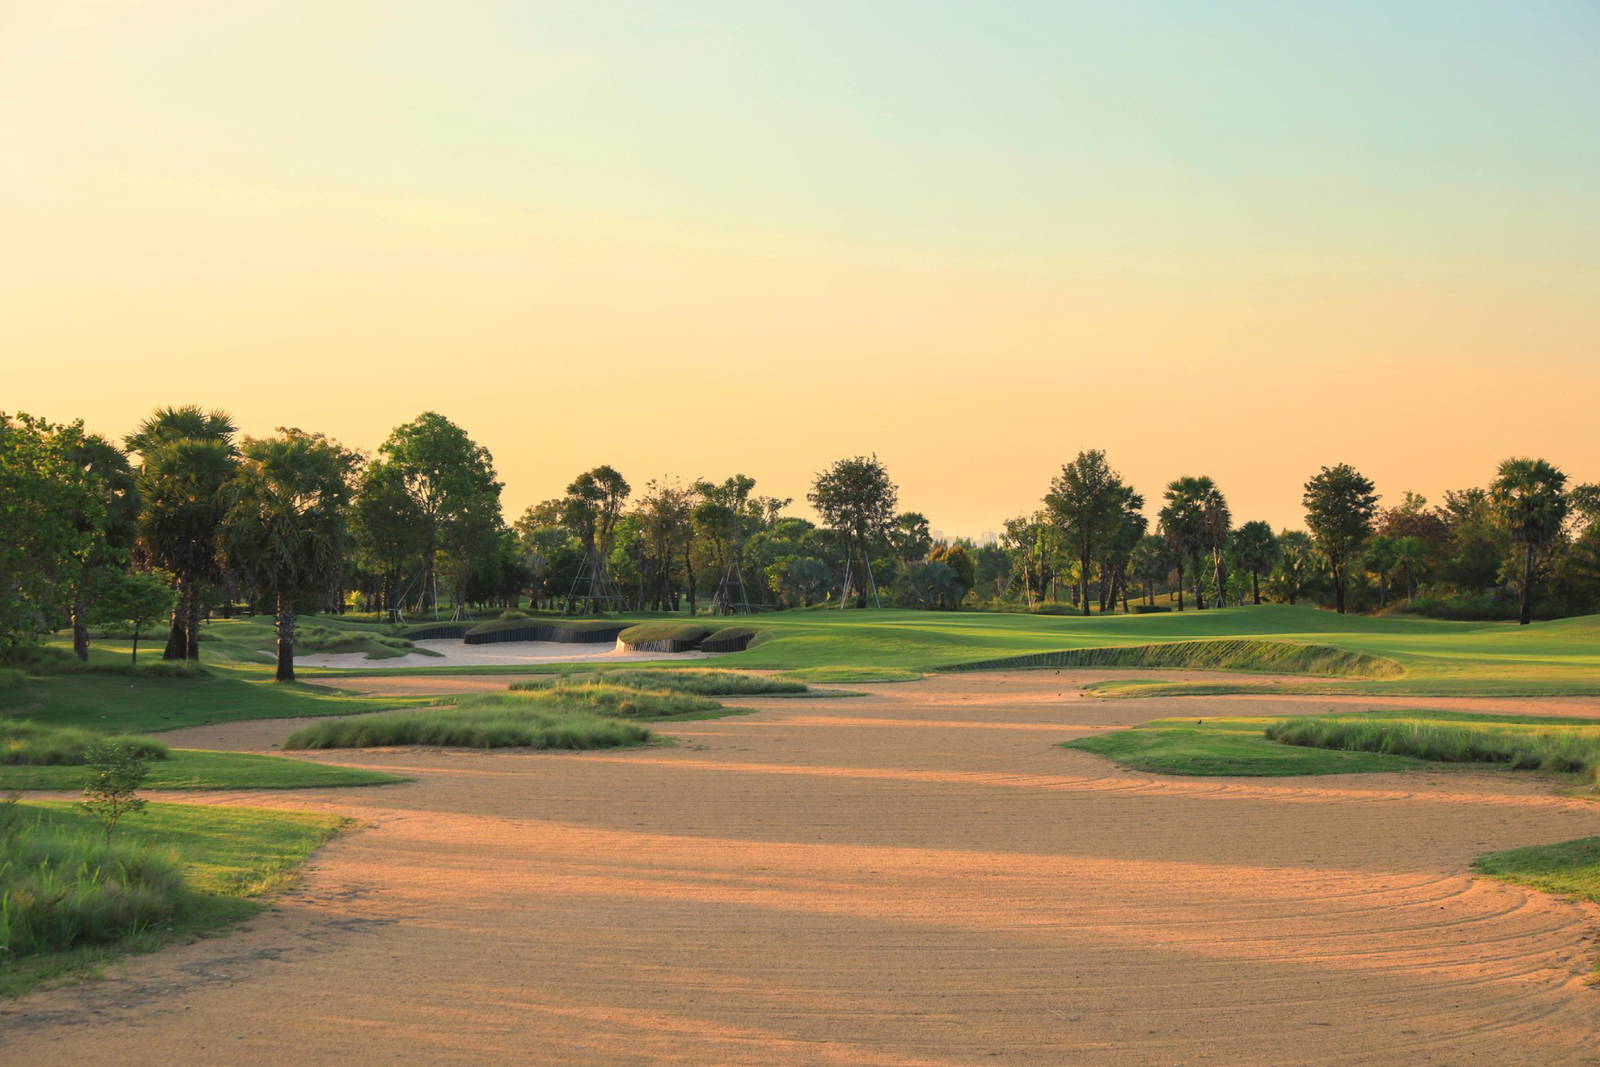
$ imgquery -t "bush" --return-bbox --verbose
[1266,716,1600,783]
[1,722,168,766]
[282,700,650,751]
[0,646,203,679]
[1131,605,1172,614]
[0,819,185,957]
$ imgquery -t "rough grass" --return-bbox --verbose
[1,801,346,996]
[1,815,186,959]
[946,638,1404,678]
[491,684,728,720]
[283,700,652,750]
[516,669,806,697]
[294,624,432,660]
[1267,716,1600,783]
[617,622,713,644]
[2,721,168,765]
[1474,837,1600,906]
[1064,716,1423,776]
[463,618,625,644]
[0,750,405,791]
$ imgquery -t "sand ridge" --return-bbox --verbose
[6,670,1600,1064]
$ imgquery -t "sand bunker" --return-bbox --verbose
[7,671,1600,1063]
[296,638,721,670]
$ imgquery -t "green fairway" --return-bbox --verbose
[0,749,405,791]
[2,801,347,996]
[1065,709,1600,778]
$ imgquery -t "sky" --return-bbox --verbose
[4,1,1597,537]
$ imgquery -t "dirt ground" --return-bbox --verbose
[7,671,1600,1064]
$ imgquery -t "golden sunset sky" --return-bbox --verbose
[5,2,1597,535]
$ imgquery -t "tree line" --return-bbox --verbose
[3,407,1596,683]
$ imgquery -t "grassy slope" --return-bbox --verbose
[3,801,347,996]
[0,661,434,734]
[1474,837,1600,907]
[1066,709,1600,777]
[0,750,404,791]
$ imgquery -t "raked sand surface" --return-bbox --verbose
[7,671,1600,1064]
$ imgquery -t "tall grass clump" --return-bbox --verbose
[1,817,186,957]
[2,722,168,766]
[283,702,651,751]
[1266,716,1600,781]
[491,683,723,720]
[516,670,805,698]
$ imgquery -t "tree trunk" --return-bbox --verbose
[684,548,697,616]
[184,581,202,661]
[71,596,89,662]
[1251,570,1261,605]
[1520,542,1534,626]
[163,578,187,660]
[275,591,296,682]
[1175,563,1184,611]
[1334,563,1346,614]
[1081,548,1092,616]
[131,627,141,665]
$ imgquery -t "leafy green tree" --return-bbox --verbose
[1002,513,1059,607]
[889,512,933,563]
[88,570,174,664]
[928,543,976,606]
[560,465,631,613]
[972,542,1012,598]
[352,461,429,620]
[222,430,358,681]
[808,455,897,608]
[1129,534,1175,606]
[635,479,694,612]
[895,560,962,610]
[1302,464,1379,614]
[1045,450,1141,616]
[0,413,106,649]
[60,431,139,661]
[767,555,833,607]
[369,413,502,617]
[1269,530,1316,605]
[127,406,238,659]
[1490,457,1569,626]
[1231,521,1278,605]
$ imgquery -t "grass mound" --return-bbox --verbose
[463,618,625,645]
[1267,716,1600,782]
[283,701,651,750]
[519,670,806,697]
[2,722,168,766]
[1,817,185,958]
[947,639,1404,679]
[0,750,405,791]
[294,624,427,660]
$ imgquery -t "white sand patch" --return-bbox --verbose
[295,638,721,670]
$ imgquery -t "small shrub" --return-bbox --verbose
[499,609,530,620]
[80,743,151,843]
[283,701,651,751]
[519,670,805,697]
[495,684,722,719]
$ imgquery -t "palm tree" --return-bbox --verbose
[1161,476,1224,609]
[128,407,237,659]
[1231,521,1278,605]
[223,431,357,682]
[1490,457,1569,626]
[1363,534,1397,609]
[1391,536,1426,602]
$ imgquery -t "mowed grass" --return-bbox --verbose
[1474,837,1600,907]
[1066,709,1600,779]
[300,605,1600,698]
[0,750,404,791]
[2,801,347,996]
[0,663,433,734]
